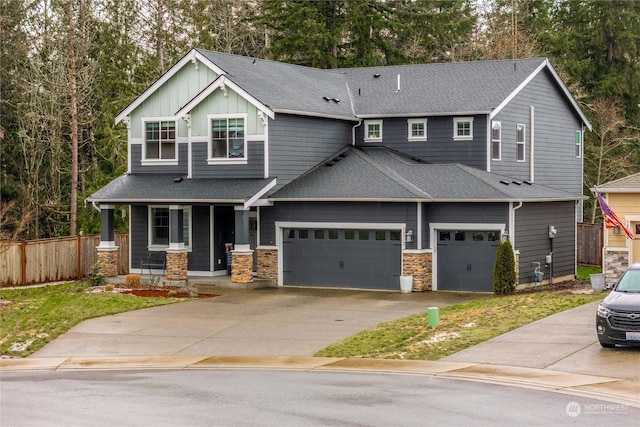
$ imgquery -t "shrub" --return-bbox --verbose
[125,274,141,288]
[88,263,105,287]
[104,284,114,292]
[493,239,516,295]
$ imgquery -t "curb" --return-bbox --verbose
[2,356,638,408]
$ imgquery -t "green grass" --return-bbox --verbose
[315,291,604,360]
[0,282,186,358]
[577,265,603,281]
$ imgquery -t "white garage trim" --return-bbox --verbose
[430,222,506,291]
[275,221,407,286]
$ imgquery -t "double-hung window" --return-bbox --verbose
[516,124,526,162]
[149,206,191,249]
[453,117,473,140]
[364,120,383,142]
[407,119,427,141]
[144,120,176,160]
[491,121,501,160]
[209,115,246,162]
[575,130,582,158]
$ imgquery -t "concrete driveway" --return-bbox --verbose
[32,286,478,358]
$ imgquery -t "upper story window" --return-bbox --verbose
[144,120,176,160]
[149,206,191,249]
[208,115,246,163]
[453,117,473,140]
[575,130,582,158]
[491,121,501,160]
[364,120,383,142]
[407,119,427,141]
[516,124,526,162]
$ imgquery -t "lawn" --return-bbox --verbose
[0,282,186,358]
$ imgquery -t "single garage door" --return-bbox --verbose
[283,228,402,290]
[437,230,500,292]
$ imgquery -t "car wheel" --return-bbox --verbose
[599,341,615,348]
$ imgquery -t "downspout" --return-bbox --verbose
[352,120,362,146]
[184,114,192,179]
[510,201,523,284]
[529,106,535,182]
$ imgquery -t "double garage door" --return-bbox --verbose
[437,229,500,292]
[283,228,402,290]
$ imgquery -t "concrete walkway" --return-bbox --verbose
[2,286,639,408]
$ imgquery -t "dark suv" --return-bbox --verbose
[596,262,640,348]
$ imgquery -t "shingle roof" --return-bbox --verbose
[87,174,275,204]
[595,172,640,192]
[270,146,582,202]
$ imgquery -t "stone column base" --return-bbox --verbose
[96,247,119,277]
[256,248,278,282]
[402,251,432,291]
[604,248,629,286]
[232,250,254,283]
[166,250,188,281]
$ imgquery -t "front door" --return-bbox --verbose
[213,206,235,272]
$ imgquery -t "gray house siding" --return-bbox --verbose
[191,142,265,178]
[423,203,509,247]
[269,114,353,190]
[491,69,583,195]
[514,201,576,283]
[357,115,487,169]
[259,201,418,249]
[130,144,189,175]
[130,205,150,268]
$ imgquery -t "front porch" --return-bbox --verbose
[103,273,276,294]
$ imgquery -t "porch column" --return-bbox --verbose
[96,204,118,277]
[166,205,188,282]
[232,207,253,283]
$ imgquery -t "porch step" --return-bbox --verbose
[194,277,277,294]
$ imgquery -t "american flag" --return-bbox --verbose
[596,192,634,239]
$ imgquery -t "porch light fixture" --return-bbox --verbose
[406,229,414,243]
[613,226,621,235]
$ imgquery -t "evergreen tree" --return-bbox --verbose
[493,239,516,295]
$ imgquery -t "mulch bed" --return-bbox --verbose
[119,289,214,299]
[516,279,594,295]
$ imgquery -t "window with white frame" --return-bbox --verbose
[575,130,582,158]
[453,117,473,140]
[491,121,501,160]
[210,116,246,160]
[364,120,383,142]
[149,206,191,249]
[144,120,176,160]
[516,124,525,162]
[407,119,427,141]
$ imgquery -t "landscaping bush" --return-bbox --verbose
[493,239,516,295]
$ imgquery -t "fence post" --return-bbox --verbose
[77,235,83,280]
[20,241,27,286]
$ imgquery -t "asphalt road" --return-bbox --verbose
[2,369,637,426]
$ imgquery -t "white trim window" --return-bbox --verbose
[407,119,427,141]
[208,114,247,163]
[148,206,192,249]
[453,117,473,140]
[364,120,383,142]
[144,119,176,161]
[491,121,501,160]
[575,130,582,158]
[516,124,526,162]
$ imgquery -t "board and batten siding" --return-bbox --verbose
[357,115,487,170]
[422,202,509,248]
[130,144,188,175]
[259,201,418,249]
[491,68,583,195]
[514,201,576,283]
[269,114,353,190]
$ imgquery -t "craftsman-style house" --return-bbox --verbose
[88,49,591,292]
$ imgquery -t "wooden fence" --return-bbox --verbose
[0,234,129,287]
[577,223,602,266]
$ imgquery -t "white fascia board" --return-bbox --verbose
[490,60,546,120]
[115,50,231,125]
[356,111,490,119]
[593,188,640,193]
[273,109,359,122]
[85,198,247,204]
[245,179,277,209]
[268,197,584,203]
[176,76,275,120]
[544,59,592,131]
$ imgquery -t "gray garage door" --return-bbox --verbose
[283,228,402,290]
[437,230,500,292]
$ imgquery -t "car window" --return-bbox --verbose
[616,270,640,292]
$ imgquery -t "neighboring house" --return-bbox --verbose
[88,49,591,292]
[594,172,640,284]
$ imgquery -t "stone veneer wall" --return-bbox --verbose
[232,251,254,283]
[256,248,278,282]
[96,248,118,277]
[166,250,188,281]
[604,249,629,286]
[402,252,432,291]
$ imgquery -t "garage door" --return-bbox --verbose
[283,228,402,290]
[437,230,500,292]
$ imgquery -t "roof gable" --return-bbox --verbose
[595,172,640,192]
